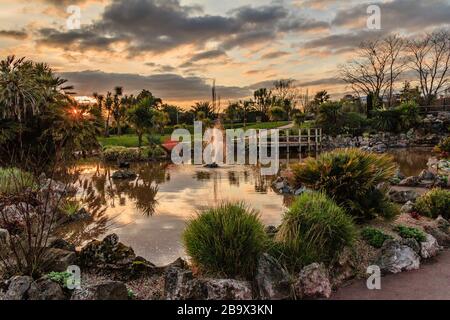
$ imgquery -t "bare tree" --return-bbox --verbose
[407,30,450,105]
[340,35,406,114]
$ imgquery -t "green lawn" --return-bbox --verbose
[98,121,292,148]
[98,134,170,148]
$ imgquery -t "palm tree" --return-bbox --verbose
[191,101,215,120]
[104,91,113,137]
[112,86,124,135]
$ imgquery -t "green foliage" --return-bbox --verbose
[61,200,82,217]
[273,192,356,271]
[340,112,368,136]
[127,289,136,300]
[0,56,99,166]
[47,271,72,288]
[293,148,398,221]
[361,227,393,248]
[316,101,343,135]
[269,106,286,121]
[183,202,266,279]
[372,101,421,133]
[0,167,35,194]
[394,225,426,243]
[415,188,450,219]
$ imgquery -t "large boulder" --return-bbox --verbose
[3,276,34,300]
[203,279,253,300]
[79,234,136,269]
[255,253,292,300]
[71,281,128,300]
[398,176,420,187]
[400,201,415,214]
[424,225,450,247]
[27,277,66,300]
[376,240,420,274]
[294,263,332,299]
[388,189,418,204]
[42,248,77,272]
[420,234,441,259]
[164,267,206,300]
[419,170,436,181]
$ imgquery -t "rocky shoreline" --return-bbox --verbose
[2,207,450,301]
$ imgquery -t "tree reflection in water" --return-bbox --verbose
[56,161,169,245]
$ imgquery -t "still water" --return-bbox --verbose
[59,148,430,266]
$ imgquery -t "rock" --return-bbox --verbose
[165,267,206,300]
[118,161,130,169]
[272,177,293,194]
[27,277,66,300]
[111,170,137,180]
[79,234,136,268]
[331,247,356,288]
[398,176,420,187]
[41,178,77,196]
[295,263,332,299]
[255,253,292,300]
[400,201,415,214]
[376,240,420,274]
[163,258,189,271]
[4,276,34,300]
[424,225,450,247]
[204,279,253,300]
[419,170,436,181]
[389,189,418,204]
[420,234,441,259]
[436,216,450,231]
[42,248,77,272]
[49,238,76,252]
[401,238,421,254]
[204,163,219,169]
[264,226,278,238]
[129,256,157,277]
[68,208,92,222]
[0,228,9,252]
[71,281,128,300]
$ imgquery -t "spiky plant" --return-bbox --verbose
[183,202,266,279]
[273,192,357,271]
[292,148,398,221]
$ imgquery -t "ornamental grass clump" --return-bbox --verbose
[415,188,450,219]
[292,148,398,222]
[0,167,35,195]
[183,202,266,279]
[273,192,357,271]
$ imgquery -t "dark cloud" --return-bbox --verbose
[296,0,450,55]
[59,70,252,101]
[37,0,330,55]
[188,50,228,62]
[332,0,450,32]
[261,51,290,59]
[0,30,28,40]
[302,30,386,53]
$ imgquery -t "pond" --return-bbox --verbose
[59,148,431,266]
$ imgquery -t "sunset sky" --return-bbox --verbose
[1,0,449,107]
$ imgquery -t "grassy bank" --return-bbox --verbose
[98,121,292,148]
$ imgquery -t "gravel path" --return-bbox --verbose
[331,249,450,300]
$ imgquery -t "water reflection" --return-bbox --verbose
[57,148,430,265]
[58,161,286,265]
